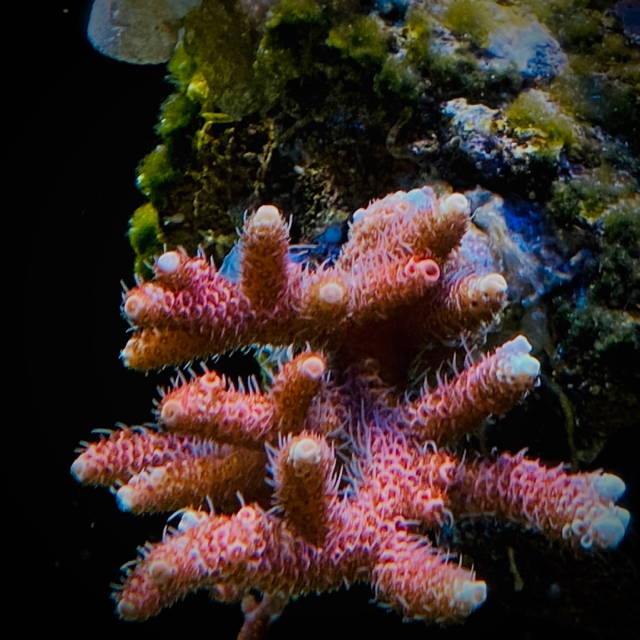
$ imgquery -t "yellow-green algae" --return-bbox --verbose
[128,203,164,280]
[546,166,637,226]
[443,0,494,48]
[505,90,577,150]
[524,0,640,151]
[326,15,387,66]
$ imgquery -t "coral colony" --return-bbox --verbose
[72,188,630,635]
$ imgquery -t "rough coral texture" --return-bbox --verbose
[72,188,629,636]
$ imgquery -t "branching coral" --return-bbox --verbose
[72,187,629,636]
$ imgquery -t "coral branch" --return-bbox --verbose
[158,351,326,444]
[450,451,630,549]
[268,432,338,545]
[240,205,293,312]
[158,370,275,446]
[339,187,469,267]
[72,427,267,513]
[270,352,326,433]
[398,335,540,443]
[373,533,486,622]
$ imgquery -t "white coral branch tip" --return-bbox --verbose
[116,486,136,512]
[507,354,540,383]
[585,506,630,549]
[156,251,181,274]
[288,437,322,471]
[454,579,487,613]
[299,355,326,380]
[592,508,630,549]
[478,273,508,298]
[440,193,470,217]
[504,335,533,354]
[595,473,626,501]
[252,205,282,227]
[495,336,540,384]
[123,294,145,320]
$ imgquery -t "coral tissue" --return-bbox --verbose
[72,187,629,634]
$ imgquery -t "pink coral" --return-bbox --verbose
[72,187,629,635]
